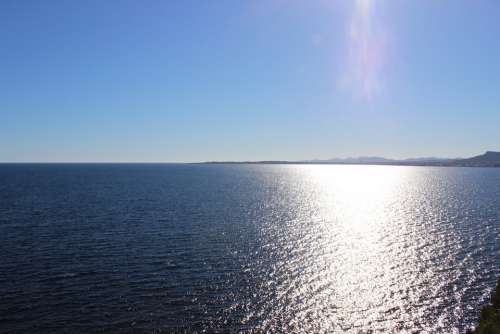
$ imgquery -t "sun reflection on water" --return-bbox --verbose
[243,165,472,333]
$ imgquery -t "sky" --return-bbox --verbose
[1,0,500,162]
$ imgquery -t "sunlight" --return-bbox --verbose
[306,165,405,231]
[270,165,425,332]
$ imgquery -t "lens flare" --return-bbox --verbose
[339,0,389,100]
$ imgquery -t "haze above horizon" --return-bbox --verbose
[2,1,499,163]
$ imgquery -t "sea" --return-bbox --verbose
[0,164,499,333]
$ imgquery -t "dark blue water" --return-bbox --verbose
[0,164,499,333]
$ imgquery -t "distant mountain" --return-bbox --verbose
[204,151,500,167]
[457,151,500,166]
[402,157,454,162]
[303,156,393,164]
[333,156,393,163]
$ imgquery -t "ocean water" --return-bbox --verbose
[0,164,499,333]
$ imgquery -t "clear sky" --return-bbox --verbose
[1,0,499,162]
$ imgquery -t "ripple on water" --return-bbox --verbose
[0,164,499,333]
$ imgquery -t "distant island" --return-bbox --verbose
[204,151,500,167]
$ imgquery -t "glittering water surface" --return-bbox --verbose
[0,164,499,333]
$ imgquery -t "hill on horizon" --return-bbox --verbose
[205,151,500,167]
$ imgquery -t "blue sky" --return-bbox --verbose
[1,0,499,162]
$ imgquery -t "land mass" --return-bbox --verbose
[205,151,500,167]
[468,278,500,334]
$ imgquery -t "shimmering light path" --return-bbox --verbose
[0,164,499,333]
